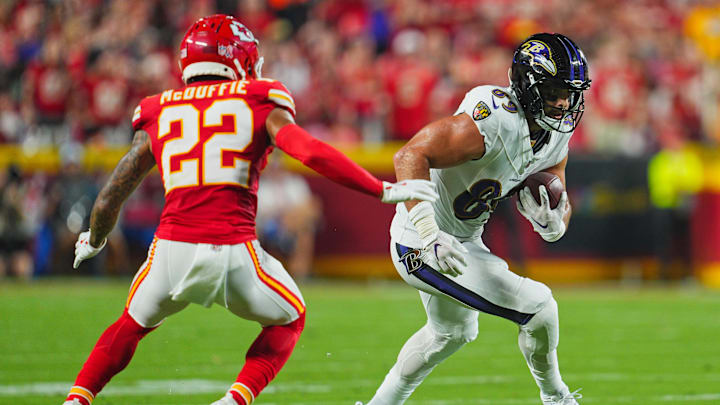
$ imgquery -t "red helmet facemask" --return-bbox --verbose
[179,14,263,83]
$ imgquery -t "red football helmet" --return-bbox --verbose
[179,14,263,83]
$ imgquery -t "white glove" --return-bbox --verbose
[516,185,569,242]
[73,230,107,269]
[419,231,469,277]
[381,180,438,204]
[408,202,468,277]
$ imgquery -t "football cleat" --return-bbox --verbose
[542,388,582,405]
[210,393,239,405]
[63,400,84,405]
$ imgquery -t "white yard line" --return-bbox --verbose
[659,394,720,401]
[0,379,331,396]
[1,377,719,404]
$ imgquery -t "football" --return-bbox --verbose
[521,171,564,209]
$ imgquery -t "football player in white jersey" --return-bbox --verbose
[358,33,592,405]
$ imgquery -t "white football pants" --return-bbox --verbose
[125,238,305,328]
[366,234,569,404]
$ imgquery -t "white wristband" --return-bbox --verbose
[408,201,439,249]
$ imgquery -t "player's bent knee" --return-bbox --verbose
[397,323,475,380]
[424,324,476,364]
[429,316,479,343]
[433,330,475,354]
[126,307,163,329]
[262,307,305,329]
[517,278,554,314]
[119,309,155,335]
[400,335,468,379]
[449,322,478,345]
[285,311,305,334]
[532,296,558,330]
[520,296,559,353]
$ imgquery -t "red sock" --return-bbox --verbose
[229,313,306,404]
[64,386,93,405]
[66,310,155,403]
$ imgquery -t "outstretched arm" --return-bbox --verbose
[265,108,437,203]
[88,130,156,246]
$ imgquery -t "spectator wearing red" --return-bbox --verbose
[79,50,133,144]
[22,34,71,126]
[381,29,439,140]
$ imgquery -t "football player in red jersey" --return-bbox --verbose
[63,15,437,405]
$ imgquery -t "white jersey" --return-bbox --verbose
[392,85,572,243]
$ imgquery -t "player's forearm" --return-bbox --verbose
[274,124,383,197]
[89,167,142,246]
[397,146,441,247]
[89,194,121,247]
[89,132,154,246]
[394,146,431,212]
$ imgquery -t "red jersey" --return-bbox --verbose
[26,62,71,119]
[131,78,296,244]
[84,75,131,126]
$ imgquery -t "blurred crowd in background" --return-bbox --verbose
[1,0,719,280]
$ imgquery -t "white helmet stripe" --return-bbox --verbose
[181,61,237,83]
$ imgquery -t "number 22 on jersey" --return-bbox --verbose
[158,99,253,193]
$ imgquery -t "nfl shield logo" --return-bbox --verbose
[218,45,232,58]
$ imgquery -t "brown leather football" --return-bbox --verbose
[521,171,564,209]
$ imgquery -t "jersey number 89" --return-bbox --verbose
[453,179,502,220]
[158,99,253,193]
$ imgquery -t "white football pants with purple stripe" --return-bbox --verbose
[365,228,571,404]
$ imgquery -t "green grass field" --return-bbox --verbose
[1,279,719,405]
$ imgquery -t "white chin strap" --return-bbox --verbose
[182,62,237,83]
[537,112,574,133]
